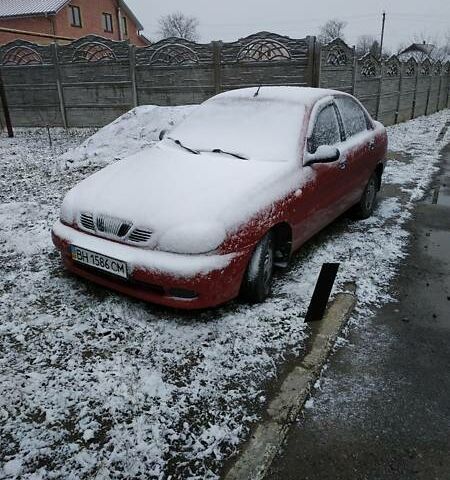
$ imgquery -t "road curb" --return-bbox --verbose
[224,292,356,480]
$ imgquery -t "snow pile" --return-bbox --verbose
[0,110,448,479]
[60,105,196,168]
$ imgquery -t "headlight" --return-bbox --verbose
[60,189,77,226]
[158,222,226,254]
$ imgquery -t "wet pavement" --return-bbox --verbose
[267,143,450,480]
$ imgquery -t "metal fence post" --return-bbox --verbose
[52,43,67,129]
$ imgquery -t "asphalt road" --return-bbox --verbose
[267,143,450,480]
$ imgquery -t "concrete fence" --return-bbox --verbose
[0,32,316,127]
[0,33,448,128]
[319,38,450,126]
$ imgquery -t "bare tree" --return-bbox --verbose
[431,28,450,61]
[317,19,347,44]
[157,12,200,41]
[356,34,377,57]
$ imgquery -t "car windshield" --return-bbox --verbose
[167,96,305,163]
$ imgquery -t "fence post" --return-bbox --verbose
[212,41,222,94]
[375,62,383,121]
[351,49,357,95]
[129,44,138,107]
[310,36,319,87]
[411,64,419,119]
[424,70,432,115]
[306,36,316,87]
[316,43,323,88]
[0,66,14,137]
[436,71,442,112]
[395,64,403,124]
[52,43,67,129]
[448,67,450,108]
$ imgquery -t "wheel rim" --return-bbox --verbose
[263,243,274,292]
[365,179,376,212]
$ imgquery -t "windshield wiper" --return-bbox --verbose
[168,137,199,155]
[210,148,249,160]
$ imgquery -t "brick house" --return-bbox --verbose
[0,0,150,45]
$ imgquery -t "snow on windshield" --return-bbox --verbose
[168,96,305,163]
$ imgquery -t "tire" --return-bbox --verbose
[351,173,378,220]
[241,231,275,303]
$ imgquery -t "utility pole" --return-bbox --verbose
[0,67,13,138]
[379,11,386,60]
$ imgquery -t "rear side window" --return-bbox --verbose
[335,97,369,139]
[308,105,341,154]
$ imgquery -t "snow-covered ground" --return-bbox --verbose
[0,108,448,479]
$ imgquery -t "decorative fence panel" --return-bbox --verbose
[0,32,315,127]
[318,39,450,126]
[354,54,382,120]
[378,57,401,126]
[0,34,448,128]
[396,59,418,123]
[58,37,134,127]
[438,64,449,110]
[318,39,355,93]
[220,33,314,91]
[135,38,217,107]
[427,63,442,115]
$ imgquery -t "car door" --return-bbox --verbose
[291,101,346,248]
[334,96,377,209]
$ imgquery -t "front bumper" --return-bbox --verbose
[52,221,252,309]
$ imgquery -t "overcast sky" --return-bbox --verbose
[127,0,449,51]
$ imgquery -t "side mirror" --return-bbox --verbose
[159,129,167,141]
[304,145,340,166]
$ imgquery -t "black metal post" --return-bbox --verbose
[0,67,13,138]
[379,11,386,60]
[305,263,340,322]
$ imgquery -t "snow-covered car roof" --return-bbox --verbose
[168,87,339,165]
[210,86,339,107]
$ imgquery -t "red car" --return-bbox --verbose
[52,87,387,309]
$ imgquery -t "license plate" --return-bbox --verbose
[71,245,128,279]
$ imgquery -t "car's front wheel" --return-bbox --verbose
[241,231,275,303]
[351,172,378,220]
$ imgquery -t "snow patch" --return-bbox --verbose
[0,109,448,479]
[60,105,196,168]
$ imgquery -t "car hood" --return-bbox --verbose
[62,143,301,244]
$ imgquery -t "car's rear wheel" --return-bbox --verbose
[351,172,378,220]
[241,231,275,303]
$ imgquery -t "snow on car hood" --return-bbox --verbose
[61,142,302,250]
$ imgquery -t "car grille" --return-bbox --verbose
[95,214,131,238]
[78,212,152,244]
[128,228,153,243]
